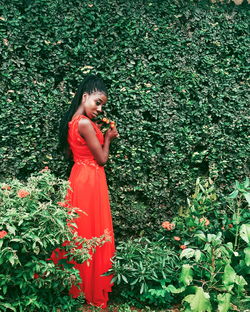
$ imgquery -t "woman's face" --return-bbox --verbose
[82,91,107,119]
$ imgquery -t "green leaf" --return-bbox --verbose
[235,275,247,292]
[121,275,128,283]
[222,264,236,291]
[180,248,195,259]
[244,247,250,266]
[183,287,212,312]
[195,232,206,241]
[243,192,250,206]
[111,276,117,284]
[140,282,145,294]
[228,190,238,199]
[0,302,16,311]
[165,284,186,294]
[130,278,138,286]
[244,177,249,189]
[217,293,231,312]
[8,254,15,266]
[180,264,193,286]
[239,224,250,244]
[195,250,202,262]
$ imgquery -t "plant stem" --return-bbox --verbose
[234,198,241,250]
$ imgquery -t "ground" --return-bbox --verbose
[79,303,181,312]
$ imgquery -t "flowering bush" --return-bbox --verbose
[159,177,250,311]
[0,169,105,311]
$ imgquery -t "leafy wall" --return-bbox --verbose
[0,0,249,238]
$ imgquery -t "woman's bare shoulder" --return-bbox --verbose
[78,117,95,135]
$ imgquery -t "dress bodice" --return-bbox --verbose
[68,115,104,163]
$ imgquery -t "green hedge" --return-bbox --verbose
[0,0,249,238]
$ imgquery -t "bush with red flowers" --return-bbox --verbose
[154,177,250,311]
[0,170,106,311]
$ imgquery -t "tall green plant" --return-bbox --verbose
[158,178,250,311]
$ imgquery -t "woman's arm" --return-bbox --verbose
[78,118,118,166]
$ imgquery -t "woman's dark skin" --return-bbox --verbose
[72,91,119,166]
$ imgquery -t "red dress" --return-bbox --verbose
[52,115,115,309]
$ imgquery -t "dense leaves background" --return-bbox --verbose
[0,0,249,239]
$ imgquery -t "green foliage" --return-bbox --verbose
[0,170,106,311]
[159,178,250,311]
[107,237,180,308]
[0,0,249,239]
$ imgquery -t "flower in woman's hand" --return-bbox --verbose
[110,121,116,129]
[102,117,116,129]
[102,117,109,123]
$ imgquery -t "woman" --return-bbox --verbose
[53,75,119,309]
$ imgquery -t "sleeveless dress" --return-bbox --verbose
[51,115,115,309]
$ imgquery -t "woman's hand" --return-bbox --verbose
[105,126,119,141]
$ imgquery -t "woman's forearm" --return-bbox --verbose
[99,137,111,166]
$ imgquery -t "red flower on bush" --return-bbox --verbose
[57,201,66,207]
[228,224,233,228]
[199,217,210,226]
[180,245,187,250]
[17,190,30,198]
[174,236,181,241]
[1,185,11,190]
[162,221,175,230]
[40,166,49,172]
[33,273,39,279]
[0,231,8,239]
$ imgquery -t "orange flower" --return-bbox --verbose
[102,117,109,124]
[180,245,187,249]
[1,185,11,190]
[199,217,210,226]
[0,231,8,239]
[228,224,233,228]
[110,121,116,129]
[57,201,66,207]
[162,221,175,230]
[17,190,30,198]
[40,166,49,172]
[174,236,181,241]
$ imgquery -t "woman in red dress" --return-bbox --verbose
[54,75,119,309]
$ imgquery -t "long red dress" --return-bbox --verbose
[52,115,115,309]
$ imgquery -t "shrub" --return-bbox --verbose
[158,177,250,311]
[107,237,181,308]
[0,169,105,311]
